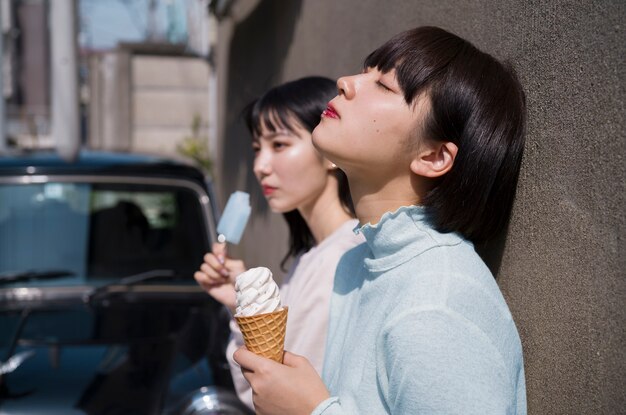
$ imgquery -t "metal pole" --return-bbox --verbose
[206,6,218,170]
[50,0,79,161]
[0,1,6,155]
[147,0,158,41]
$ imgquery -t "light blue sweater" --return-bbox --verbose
[312,206,526,415]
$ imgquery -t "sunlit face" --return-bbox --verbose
[312,67,425,182]
[252,116,331,213]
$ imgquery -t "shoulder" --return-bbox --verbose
[392,271,514,339]
[379,238,520,338]
[383,248,523,370]
[395,238,499,303]
[301,219,364,265]
[326,219,364,251]
[284,223,365,293]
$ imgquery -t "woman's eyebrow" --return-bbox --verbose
[257,130,294,140]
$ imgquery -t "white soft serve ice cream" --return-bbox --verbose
[235,267,282,317]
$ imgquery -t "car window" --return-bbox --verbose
[0,181,210,284]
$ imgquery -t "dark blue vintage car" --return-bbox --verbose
[0,151,251,414]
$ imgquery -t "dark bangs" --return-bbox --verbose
[244,98,300,139]
[364,26,470,106]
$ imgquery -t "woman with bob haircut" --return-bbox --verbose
[233,26,527,414]
[194,76,363,410]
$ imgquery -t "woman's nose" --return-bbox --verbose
[253,151,272,177]
[337,75,355,99]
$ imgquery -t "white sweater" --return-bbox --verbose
[226,219,363,410]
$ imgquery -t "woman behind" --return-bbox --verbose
[194,76,363,410]
[234,27,527,414]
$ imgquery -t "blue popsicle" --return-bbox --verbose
[216,191,251,244]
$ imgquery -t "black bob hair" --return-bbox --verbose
[244,76,354,269]
[364,26,527,242]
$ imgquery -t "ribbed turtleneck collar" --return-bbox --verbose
[354,205,463,273]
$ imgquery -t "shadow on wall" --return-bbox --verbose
[475,220,509,278]
[220,0,303,214]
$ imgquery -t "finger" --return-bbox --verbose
[194,271,211,287]
[233,347,269,371]
[194,271,221,290]
[239,367,257,389]
[203,252,224,270]
[199,262,220,277]
[197,266,226,285]
[212,242,227,264]
[196,267,229,286]
[201,267,228,284]
[282,351,305,368]
[202,254,230,278]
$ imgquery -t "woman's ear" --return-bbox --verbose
[410,141,458,178]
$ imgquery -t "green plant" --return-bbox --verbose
[177,114,213,175]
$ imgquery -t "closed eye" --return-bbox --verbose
[377,81,392,92]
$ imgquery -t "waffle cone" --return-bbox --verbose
[235,307,288,363]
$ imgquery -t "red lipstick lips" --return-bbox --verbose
[262,185,276,196]
[321,103,340,119]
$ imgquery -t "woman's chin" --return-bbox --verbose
[311,124,329,152]
[312,127,344,164]
[267,200,294,214]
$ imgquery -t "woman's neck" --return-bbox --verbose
[298,177,353,245]
[349,174,423,226]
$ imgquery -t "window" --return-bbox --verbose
[0,181,209,283]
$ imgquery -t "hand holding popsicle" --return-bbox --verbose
[194,191,252,312]
[194,243,245,312]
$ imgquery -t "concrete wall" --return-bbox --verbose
[88,52,210,157]
[131,55,210,155]
[214,1,625,413]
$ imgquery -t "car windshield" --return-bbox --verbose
[0,180,210,285]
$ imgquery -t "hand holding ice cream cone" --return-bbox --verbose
[233,348,329,414]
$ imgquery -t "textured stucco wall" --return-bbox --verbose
[215,1,625,412]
